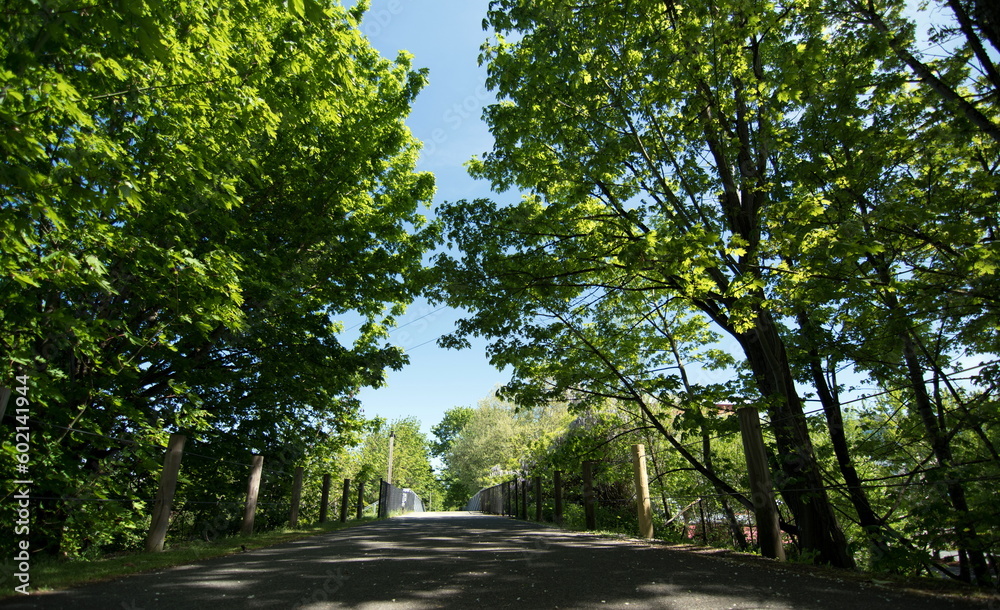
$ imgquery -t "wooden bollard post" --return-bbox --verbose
[737,407,786,560]
[289,466,304,528]
[534,476,542,521]
[145,433,186,552]
[554,470,563,525]
[356,480,365,519]
[240,455,264,536]
[583,460,596,530]
[319,473,332,523]
[631,444,654,539]
[0,387,11,423]
[340,478,351,522]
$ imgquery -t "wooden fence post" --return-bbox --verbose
[240,454,264,536]
[534,476,542,521]
[319,473,332,523]
[583,460,596,530]
[737,407,786,561]
[0,387,10,423]
[289,466,304,528]
[521,478,528,519]
[356,480,365,519]
[631,444,654,539]
[554,470,563,526]
[145,433,186,552]
[340,478,351,522]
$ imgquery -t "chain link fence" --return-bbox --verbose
[377,480,425,518]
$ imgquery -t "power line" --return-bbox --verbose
[404,337,440,352]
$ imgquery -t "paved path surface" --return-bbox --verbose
[2,512,990,609]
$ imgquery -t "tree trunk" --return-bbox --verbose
[796,311,894,564]
[901,335,991,584]
[733,309,856,568]
[863,242,993,584]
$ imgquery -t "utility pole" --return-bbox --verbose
[386,430,395,486]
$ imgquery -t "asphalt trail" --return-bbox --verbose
[1,512,989,609]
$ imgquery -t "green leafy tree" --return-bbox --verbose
[769,2,999,580]
[431,406,475,509]
[434,0,862,567]
[433,0,997,572]
[350,417,440,509]
[430,406,475,459]
[442,396,569,494]
[0,0,436,556]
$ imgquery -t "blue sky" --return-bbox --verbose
[348,0,508,435]
[344,0,843,436]
[342,1,956,437]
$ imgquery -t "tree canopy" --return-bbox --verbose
[431,0,998,579]
[1,0,436,556]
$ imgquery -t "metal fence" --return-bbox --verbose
[377,479,425,518]
[465,479,520,516]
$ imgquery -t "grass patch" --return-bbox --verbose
[1,518,376,600]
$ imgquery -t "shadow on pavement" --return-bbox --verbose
[1,512,988,609]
